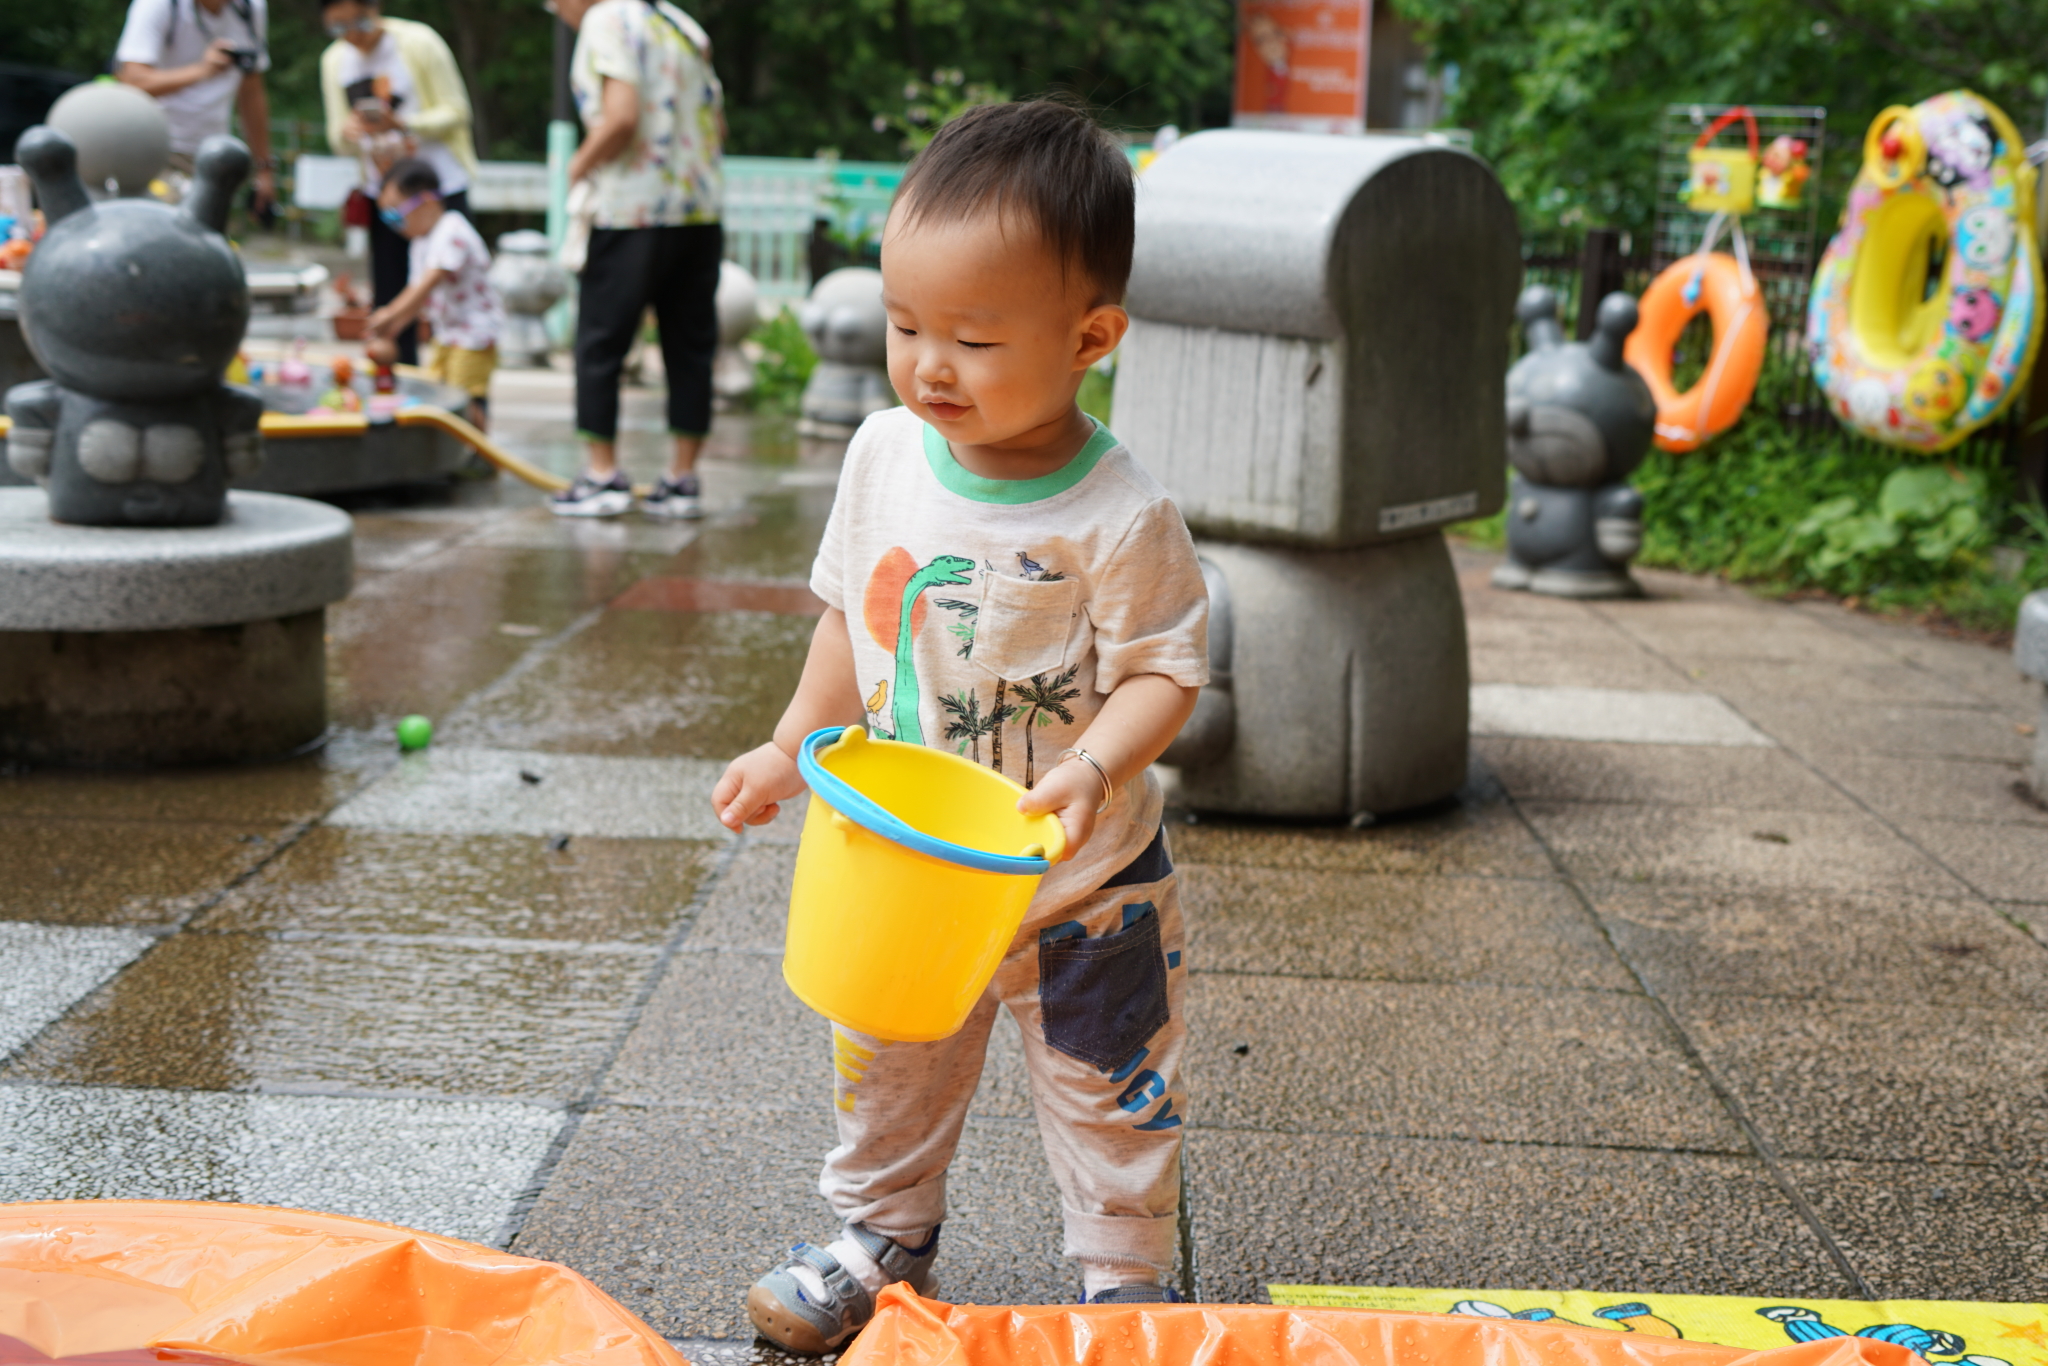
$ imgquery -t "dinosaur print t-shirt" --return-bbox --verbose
[810,406,1210,911]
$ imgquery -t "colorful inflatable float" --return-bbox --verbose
[1808,90,2044,451]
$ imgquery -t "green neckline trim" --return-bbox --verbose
[921,416,1117,505]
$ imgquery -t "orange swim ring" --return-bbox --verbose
[1624,252,1769,452]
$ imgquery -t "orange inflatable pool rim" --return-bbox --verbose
[845,1285,1925,1366]
[1625,252,1770,454]
[0,1200,682,1366]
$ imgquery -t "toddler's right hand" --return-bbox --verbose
[712,742,805,832]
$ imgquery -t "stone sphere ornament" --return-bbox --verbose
[487,230,568,368]
[46,80,173,198]
[1491,286,1658,599]
[5,126,262,527]
[797,266,894,435]
[712,259,759,401]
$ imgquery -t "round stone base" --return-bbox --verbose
[0,608,327,766]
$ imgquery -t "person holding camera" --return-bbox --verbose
[114,0,276,213]
[319,0,478,365]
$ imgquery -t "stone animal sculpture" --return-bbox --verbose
[797,266,893,436]
[5,126,261,527]
[1492,286,1657,598]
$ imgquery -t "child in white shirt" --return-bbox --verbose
[365,157,502,429]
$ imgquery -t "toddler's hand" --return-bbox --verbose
[1017,759,1105,862]
[712,742,805,832]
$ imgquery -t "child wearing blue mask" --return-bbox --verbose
[366,157,503,429]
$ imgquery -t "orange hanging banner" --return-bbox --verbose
[1232,0,1373,135]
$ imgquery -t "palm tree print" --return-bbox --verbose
[1011,665,1081,785]
[934,598,977,658]
[938,688,1007,765]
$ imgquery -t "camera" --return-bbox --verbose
[226,47,261,71]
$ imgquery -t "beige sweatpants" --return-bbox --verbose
[817,828,1188,1276]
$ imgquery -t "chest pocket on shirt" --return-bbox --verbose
[972,574,1081,682]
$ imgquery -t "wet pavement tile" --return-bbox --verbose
[1892,817,2048,905]
[196,828,716,943]
[1475,739,1854,811]
[1784,1157,2048,1300]
[326,747,731,841]
[1518,802,1973,897]
[442,609,814,759]
[659,488,838,585]
[0,747,378,825]
[0,1082,561,1246]
[685,844,797,952]
[326,595,542,732]
[1727,699,2030,762]
[1670,994,2048,1164]
[3,931,654,1102]
[1186,1130,1855,1304]
[471,511,703,556]
[348,544,679,620]
[1586,883,2048,1007]
[1182,866,1631,990]
[1166,801,1554,880]
[0,924,156,1058]
[512,1104,1076,1337]
[1183,974,1743,1151]
[1802,752,2046,826]
[0,818,278,926]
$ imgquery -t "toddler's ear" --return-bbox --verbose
[1075,303,1128,370]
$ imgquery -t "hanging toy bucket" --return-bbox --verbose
[786,725,1067,1042]
[1681,106,1760,215]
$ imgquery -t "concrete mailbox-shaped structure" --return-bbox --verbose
[1120,130,1521,819]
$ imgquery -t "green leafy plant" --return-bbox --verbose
[748,309,817,415]
[870,69,1009,156]
[1780,464,1994,591]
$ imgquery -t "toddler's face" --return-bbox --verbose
[880,204,1125,449]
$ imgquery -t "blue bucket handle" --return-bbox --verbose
[797,725,1053,876]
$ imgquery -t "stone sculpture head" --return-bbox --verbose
[1504,286,1656,488]
[799,267,889,369]
[14,126,251,403]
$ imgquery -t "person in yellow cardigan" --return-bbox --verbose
[319,0,478,366]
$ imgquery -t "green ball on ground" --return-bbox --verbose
[396,715,433,751]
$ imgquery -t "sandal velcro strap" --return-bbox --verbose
[782,1242,872,1320]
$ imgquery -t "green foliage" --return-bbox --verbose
[871,67,1009,156]
[748,309,818,414]
[1780,464,1994,590]
[1077,366,1114,427]
[1391,0,2048,242]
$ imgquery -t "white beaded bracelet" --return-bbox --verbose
[1056,747,1114,813]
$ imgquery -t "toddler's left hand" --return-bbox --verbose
[1017,759,1105,862]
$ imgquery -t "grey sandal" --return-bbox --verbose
[746,1224,940,1354]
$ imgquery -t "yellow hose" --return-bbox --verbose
[0,408,620,496]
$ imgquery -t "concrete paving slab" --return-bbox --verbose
[1182,864,1631,990]
[327,747,731,840]
[472,512,703,555]
[3,930,653,1101]
[1476,739,1853,810]
[1586,883,2048,1006]
[0,1082,560,1246]
[1671,993,2048,1163]
[1785,1157,2048,1300]
[1169,804,1554,880]
[327,596,539,731]
[1892,818,2048,904]
[1788,603,2045,717]
[1599,605,1899,666]
[687,845,797,952]
[1689,659,1977,707]
[664,489,838,586]
[0,749,375,824]
[1729,698,2032,762]
[1186,1130,1855,1303]
[1467,616,1660,656]
[1519,802,1973,897]
[196,828,715,943]
[1468,647,1696,691]
[441,609,813,759]
[1185,974,1743,1151]
[0,817,275,926]
[0,923,156,1060]
[1803,752,2046,825]
[1472,686,1773,747]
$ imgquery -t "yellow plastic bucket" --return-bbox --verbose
[785,725,1067,1042]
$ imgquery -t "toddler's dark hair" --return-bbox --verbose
[892,100,1134,303]
[385,158,441,198]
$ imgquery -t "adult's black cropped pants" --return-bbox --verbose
[368,188,469,367]
[573,222,723,443]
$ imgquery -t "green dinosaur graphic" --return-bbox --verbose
[892,554,976,744]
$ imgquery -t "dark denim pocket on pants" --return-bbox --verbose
[1038,905,1170,1070]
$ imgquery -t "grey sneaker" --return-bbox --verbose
[550,471,633,517]
[746,1224,940,1354]
[1087,1284,1184,1304]
[642,472,703,519]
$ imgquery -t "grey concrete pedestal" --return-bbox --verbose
[2018,591,2048,799]
[0,488,352,765]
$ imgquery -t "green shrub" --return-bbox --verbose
[749,309,818,415]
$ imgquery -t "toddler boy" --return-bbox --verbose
[366,157,502,429]
[711,100,1209,1351]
